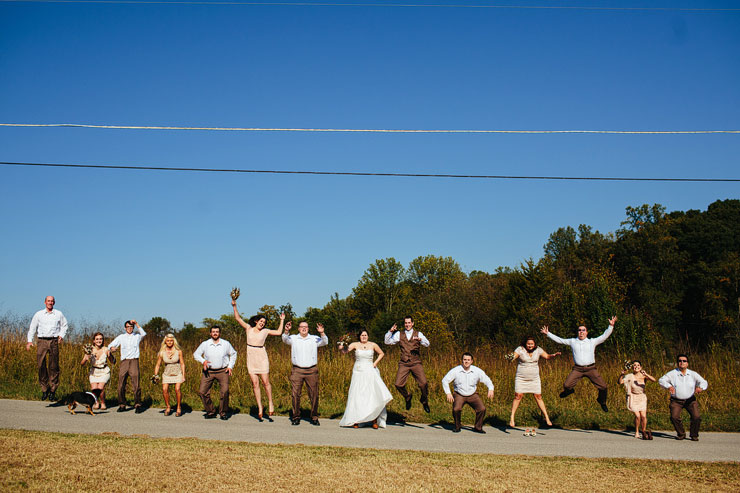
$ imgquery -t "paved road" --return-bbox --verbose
[1,399,738,462]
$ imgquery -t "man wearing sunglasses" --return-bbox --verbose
[658,354,708,441]
[541,316,617,412]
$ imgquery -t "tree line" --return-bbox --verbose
[150,199,739,355]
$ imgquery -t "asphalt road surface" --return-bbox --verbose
[1,399,737,462]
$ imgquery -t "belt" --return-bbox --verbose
[574,364,596,369]
[293,364,317,370]
[670,395,696,402]
[247,344,264,348]
[38,336,57,340]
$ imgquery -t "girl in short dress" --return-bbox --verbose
[509,335,560,427]
[618,360,656,439]
[153,333,186,416]
[80,332,111,410]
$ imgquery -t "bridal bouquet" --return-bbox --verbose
[230,287,241,301]
[337,333,353,347]
[150,374,161,384]
[504,352,516,362]
[623,360,635,371]
[83,343,93,355]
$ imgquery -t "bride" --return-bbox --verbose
[338,329,393,428]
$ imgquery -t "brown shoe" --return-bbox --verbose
[372,421,378,429]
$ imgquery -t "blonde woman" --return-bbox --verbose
[80,332,111,410]
[153,333,186,417]
[232,299,284,420]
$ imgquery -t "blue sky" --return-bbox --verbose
[1,1,739,330]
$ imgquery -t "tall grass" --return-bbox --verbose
[1,318,738,431]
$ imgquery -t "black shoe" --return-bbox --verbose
[117,406,126,413]
[204,413,217,419]
[220,414,229,421]
[134,405,143,414]
[599,402,609,413]
[405,399,412,410]
[690,437,699,442]
[311,418,320,426]
[291,418,300,425]
[48,391,57,402]
[41,391,49,401]
[472,428,486,434]
[422,403,431,413]
[676,435,685,440]
[452,428,461,433]
[559,388,574,398]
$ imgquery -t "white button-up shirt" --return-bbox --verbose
[384,330,431,347]
[27,309,68,342]
[193,339,237,370]
[442,365,494,396]
[546,325,613,366]
[109,326,147,360]
[282,333,328,367]
[658,368,708,400]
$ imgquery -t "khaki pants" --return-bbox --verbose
[199,368,230,416]
[118,359,141,406]
[670,396,701,439]
[36,338,60,393]
[564,364,608,404]
[394,361,429,404]
[290,365,319,420]
[452,392,486,431]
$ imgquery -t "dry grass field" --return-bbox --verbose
[1,429,739,492]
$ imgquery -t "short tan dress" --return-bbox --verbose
[622,373,647,413]
[89,347,111,384]
[246,328,270,374]
[514,346,545,394]
[162,350,184,384]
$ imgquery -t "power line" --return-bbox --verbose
[2,123,739,135]
[1,0,738,11]
[2,161,738,182]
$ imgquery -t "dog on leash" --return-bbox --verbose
[66,388,103,415]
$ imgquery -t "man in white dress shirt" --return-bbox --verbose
[541,316,617,412]
[109,319,147,413]
[658,354,708,441]
[26,295,68,401]
[442,352,494,433]
[385,316,431,413]
[194,325,237,420]
[282,321,328,425]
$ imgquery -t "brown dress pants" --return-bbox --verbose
[118,358,141,406]
[452,391,486,431]
[564,364,608,404]
[290,365,319,420]
[199,368,230,416]
[669,396,701,439]
[36,337,60,393]
[394,362,429,404]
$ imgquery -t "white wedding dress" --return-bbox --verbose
[339,349,393,428]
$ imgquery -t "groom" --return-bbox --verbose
[384,316,431,413]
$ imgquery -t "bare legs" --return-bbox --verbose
[250,373,275,417]
[162,382,183,415]
[90,382,106,409]
[634,410,647,438]
[510,393,552,427]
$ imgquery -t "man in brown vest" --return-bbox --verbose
[384,316,431,413]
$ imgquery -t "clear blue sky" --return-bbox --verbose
[1,1,739,330]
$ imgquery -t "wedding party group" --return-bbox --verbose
[27,295,708,440]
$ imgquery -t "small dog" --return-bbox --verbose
[66,388,103,416]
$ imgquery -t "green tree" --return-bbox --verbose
[143,316,172,339]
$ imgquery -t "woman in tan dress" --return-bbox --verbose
[232,299,285,420]
[80,332,111,410]
[153,334,186,416]
[619,360,656,439]
[509,335,560,427]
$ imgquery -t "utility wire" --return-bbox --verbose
[2,161,738,182]
[1,0,738,12]
[2,123,739,135]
